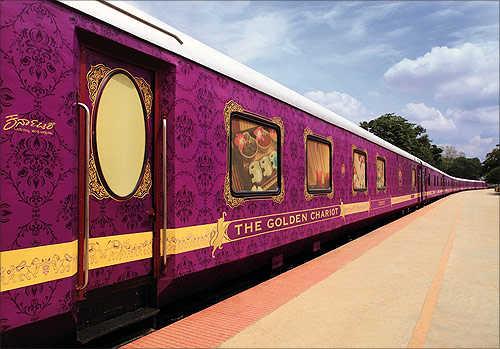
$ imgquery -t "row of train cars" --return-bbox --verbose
[0,0,486,345]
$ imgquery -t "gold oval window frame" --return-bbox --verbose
[93,68,147,201]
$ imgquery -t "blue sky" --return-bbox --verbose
[131,1,499,160]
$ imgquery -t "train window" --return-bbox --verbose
[230,112,281,196]
[306,135,332,194]
[353,149,367,191]
[376,157,386,189]
[411,168,416,189]
[427,174,431,186]
[398,168,403,187]
[94,70,147,200]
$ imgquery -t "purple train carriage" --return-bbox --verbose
[0,0,486,345]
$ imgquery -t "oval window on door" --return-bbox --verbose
[94,69,147,200]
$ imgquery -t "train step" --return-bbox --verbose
[77,307,159,344]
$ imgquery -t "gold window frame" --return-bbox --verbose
[376,155,387,192]
[411,168,417,189]
[303,128,333,201]
[352,146,368,195]
[224,100,285,208]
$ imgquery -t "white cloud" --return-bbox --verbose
[403,102,456,131]
[304,90,371,122]
[460,135,495,159]
[132,1,296,63]
[447,105,499,125]
[384,42,499,108]
[223,13,298,63]
[427,8,462,19]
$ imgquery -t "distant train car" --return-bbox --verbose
[0,0,486,345]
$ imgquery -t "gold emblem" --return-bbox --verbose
[210,212,231,257]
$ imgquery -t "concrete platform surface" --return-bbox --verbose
[123,190,499,348]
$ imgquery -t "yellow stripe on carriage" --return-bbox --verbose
[342,201,370,216]
[88,231,153,270]
[0,240,78,292]
[391,193,418,205]
[1,192,430,292]
[160,224,214,256]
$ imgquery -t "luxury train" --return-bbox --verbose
[0,0,486,345]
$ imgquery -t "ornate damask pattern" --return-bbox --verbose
[0,77,14,115]
[7,282,58,321]
[0,0,77,329]
[175,185,194,223]
[176,111,194,149]
[0,201,12,224]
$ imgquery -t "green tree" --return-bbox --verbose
[485,167,500,184]
[445,156,482,179]
[431,144,443,168]
[482,145,500,174]
[483,145,500,184]
[360,113,442,167]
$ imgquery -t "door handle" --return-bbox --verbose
[76,102,90,291]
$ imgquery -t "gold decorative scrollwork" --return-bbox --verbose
[134,76,153,118]
[304,128,314,201]
[135,162,152,198]
[209,212,231,257]
[223,100,285,208]
[89,154,110,200]
[224,100,244,135]
[224,174,244,209]
[87,64,111,103]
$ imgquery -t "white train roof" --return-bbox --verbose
[60,0,482,183]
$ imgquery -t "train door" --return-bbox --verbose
[418,163,424,204]
[75,44,159,343]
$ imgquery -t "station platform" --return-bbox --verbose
[123,190,499,348]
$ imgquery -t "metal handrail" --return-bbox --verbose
[162,118,168,265]
[76,102,90,291]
